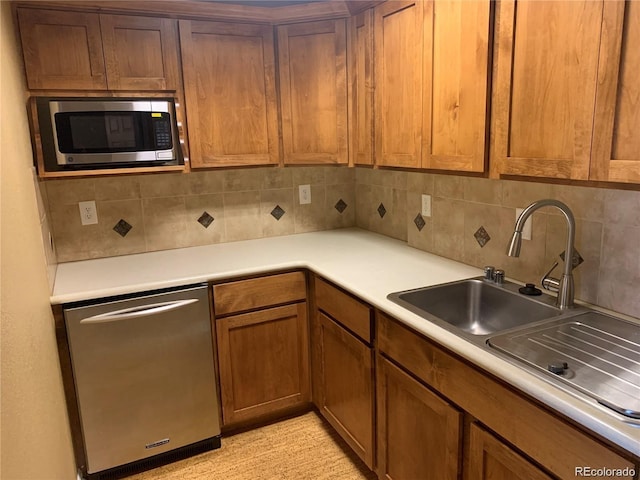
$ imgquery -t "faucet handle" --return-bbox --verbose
[541,261,560,292]
[484,266,495,280]
[494,269,505,285]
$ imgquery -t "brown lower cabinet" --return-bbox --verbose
[313,276,375,469]
[214,272,310,427]
[212,272,637,480]
[467,423,552,480]
[377,355,462,480]
[376,311,637,480]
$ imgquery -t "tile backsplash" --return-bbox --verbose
[46,166,355,262]
[44,165,639,319]
[356,168,640,319]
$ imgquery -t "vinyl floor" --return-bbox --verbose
[126,411,377,480]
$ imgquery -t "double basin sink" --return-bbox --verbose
[388,278,640,422]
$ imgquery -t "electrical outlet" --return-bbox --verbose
[298,184,311,205]
[421,194,431,217]
[79,201,98,226]
[516,208,532,240]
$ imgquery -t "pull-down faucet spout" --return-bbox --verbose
[507,199,576,309]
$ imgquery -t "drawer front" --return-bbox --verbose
[214,271,306,316]
[315,277,372,343]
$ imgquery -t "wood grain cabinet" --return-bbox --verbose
[17,8,179,91]
[179,20,280,168]
[313,277,375,469]
[491,0,604,180]
[277,19,348,165]
[492,0,640,184]
[591,0,640,184]
[373,0,424,168]
[349,9,374,166]
[377,355,462,480]
[467,424,552,480]
[421,0,491,172]
[213,272,310,427]
[373,0,491,171]
[377,312,636,480]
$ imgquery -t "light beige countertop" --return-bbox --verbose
[52,227,640,457]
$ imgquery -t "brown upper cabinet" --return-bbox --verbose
[374,0,491,171]
[591,1,640,184]
[491,0,603,180]
[422,0,491,172]
[491,0,640,185]
[374,1,424,168]
[349,10,374,166]
[17,8,179,91]
[179,20,279,168]
[277,19,349,165]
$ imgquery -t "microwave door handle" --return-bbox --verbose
[79,299,199,324]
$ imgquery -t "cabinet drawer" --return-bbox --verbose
[315,277,372,343]
[214,272,306,316]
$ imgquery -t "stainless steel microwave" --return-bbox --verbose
[35,98,182,169]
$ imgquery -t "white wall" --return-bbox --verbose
[0,2,76,478]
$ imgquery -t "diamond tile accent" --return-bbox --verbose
[474,226,491,247]
[113,219,132,237]
[414,213,426,231]
[560,249,585,270]
[271,205,285,221]
[335,198,348,214]
[377,203,387,218]
[197,211,214,229]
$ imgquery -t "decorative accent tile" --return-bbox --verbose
[271,205,285,221]
[560,249,585,270]
[113,219,132,237]
[414,213,426,231]
[377,203,387,218]
[474,226,491,247]
[335,198,348,214]
[197,211,214,229]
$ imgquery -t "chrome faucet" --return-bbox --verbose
[507,199,576,309]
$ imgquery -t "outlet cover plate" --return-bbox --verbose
[79,201,98,225]
[421,194,432,217]
[299,184,311,205]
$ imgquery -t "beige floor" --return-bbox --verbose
[127,411,377,480]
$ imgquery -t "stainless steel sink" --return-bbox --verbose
[388,276,640,423]
[489,312,640,419]
[387,278,562,336]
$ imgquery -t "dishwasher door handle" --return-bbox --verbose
[79,299,200,324]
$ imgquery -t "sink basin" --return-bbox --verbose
[388,278,562,335]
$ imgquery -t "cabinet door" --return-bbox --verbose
[374,1,424,168]
[422,0,491,172]
[100,15,179,91]
[591,1,640,184]
[318,313,374,468]
[17,8,107,90]
[377,355,462,480]
[180,20,279,168]
[467,424,552,480]
[350,10,374,166]
[278,19,348,165]
[491,0,604,180]
[216,303,310,425]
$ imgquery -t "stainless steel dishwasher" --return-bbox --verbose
[63,284,221,479]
